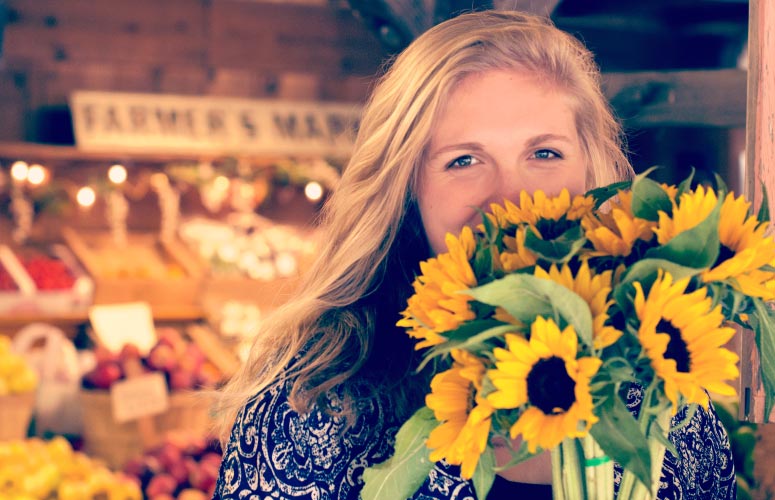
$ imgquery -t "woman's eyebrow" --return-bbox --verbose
[526,133,573,148]
[427,142,483,161]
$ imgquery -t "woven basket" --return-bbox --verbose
[0,392,35,441]
[79,389,214,469]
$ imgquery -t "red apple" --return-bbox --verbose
[156,327,187,356]
[199,451,223,469]
[146,343,178,372]
[153,442,184,472]
[167,459,189,488]
[169,368,196,391]
[94,345,118,365]
[189,461,218,493]
[178,343,205,373]
[145,473,177,497]
[83,361,123,389]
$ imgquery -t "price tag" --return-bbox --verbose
[110,372,169,423]
[89,302,157,355]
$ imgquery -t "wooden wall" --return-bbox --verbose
[0,0,388,142]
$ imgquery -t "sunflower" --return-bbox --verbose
[426,349,494,479]
[498,226,538,273]
[534,261,622,349]
[700,192,775,299]
[653,185,718,245]
[486,317,601,453]
[582,190,655,257]
[485,189,593,233]
[633,271,739,411]
[397,227,478,348]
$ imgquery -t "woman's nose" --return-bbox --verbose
[490,165,525,207]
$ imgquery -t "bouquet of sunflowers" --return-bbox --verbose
[362,169,775,499]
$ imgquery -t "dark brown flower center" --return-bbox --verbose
[535,217,574,240]
[657,319,691,372]
[713,244,736,268]
[527,356,576,414]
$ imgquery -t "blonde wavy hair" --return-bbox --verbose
[214,9,634,442]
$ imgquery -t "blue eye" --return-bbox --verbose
[448,155,478,169]
[534,149,561,160]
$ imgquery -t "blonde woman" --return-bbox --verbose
[213,10,735,500]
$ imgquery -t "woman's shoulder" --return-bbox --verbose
[214,376,401,499]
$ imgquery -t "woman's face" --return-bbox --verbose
[417,69,587,255]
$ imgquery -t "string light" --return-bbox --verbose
[10,161,29,182]
[213,175,230,191]
[76,186,97,208]
[304,181,323,202]
[108,164,127,185]
[26,164,47,186]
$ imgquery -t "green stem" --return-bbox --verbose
[551,444,566,500]
[582,434,614,500]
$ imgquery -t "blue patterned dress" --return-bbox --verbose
[213,380,736,499]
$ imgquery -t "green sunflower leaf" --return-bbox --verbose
[426,322,520,362]
[676,168,696,197]
[466,274,594,347]
[590,392,652,490]
[361,407,436,500]
[631,169,672,222]
[617,258,702,291]
[524,224,587,263]
[751,299,775,420]
[643,192,721,268]
[757,183,770,224]
[586,180,632,210]
[472,446,496,500]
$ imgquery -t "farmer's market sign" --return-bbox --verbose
[70,91,362,158]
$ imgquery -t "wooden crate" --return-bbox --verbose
[61,228,204,317]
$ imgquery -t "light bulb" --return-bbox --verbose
[108,164,127,184]
[304,181,323,202]
[10,161,29,182]
[26,164,47,185]
[77,186,96,207]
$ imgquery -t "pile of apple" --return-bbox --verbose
[0,436,142,500]
[82,327,223,392]
[0,263,18,290]
[18,252,77,290]
[122,432,222,500]
[0,334,38,395]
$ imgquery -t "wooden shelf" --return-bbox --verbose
[0,304,204,335]
[0,141,326,165]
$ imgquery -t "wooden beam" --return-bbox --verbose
[602,69,746,128]
[742,0,775,424]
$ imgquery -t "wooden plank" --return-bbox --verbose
[602,69,747,128]
[5,0,207,33]
[0,71,28,141]
[3,26,206,67]
[3,0,207,66]
[743,0,775,424]
[209,2,385,76]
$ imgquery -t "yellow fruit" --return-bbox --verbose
[46,435,73,464]
[7,368,37,394]
[0,355,26,379]
[0,335,11,355]
[58,479,92,500]
[0,378,9,396]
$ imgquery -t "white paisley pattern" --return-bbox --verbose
[213,381,735,500]
[213,377,399,500]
